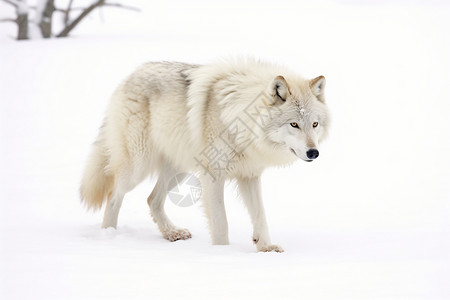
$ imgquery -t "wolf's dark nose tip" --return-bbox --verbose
[306,149,319,159]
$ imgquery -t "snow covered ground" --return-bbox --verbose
[1,1,449,299]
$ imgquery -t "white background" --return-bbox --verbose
[1,0,449,299]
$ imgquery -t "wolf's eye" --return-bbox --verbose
[290,122,299,128]
[312,122,319,128]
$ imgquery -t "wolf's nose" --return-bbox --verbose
[306,149,319,159]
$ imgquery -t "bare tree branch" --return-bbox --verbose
[0,18,16,22]
[103,3,140,12]
[2,0,19,8]
[56,0,140,38]
[64,0,73,26]
[54,6,89,12]
[55,6,101,13]
[56,0,105,38]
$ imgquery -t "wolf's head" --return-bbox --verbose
[264,75,330,162]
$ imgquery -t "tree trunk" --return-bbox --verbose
[39,0,55,38]
[17,13,28,40]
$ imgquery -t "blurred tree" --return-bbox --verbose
[0,0,140,40]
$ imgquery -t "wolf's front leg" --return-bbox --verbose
[200,175,229,245]
[238,176,284,252]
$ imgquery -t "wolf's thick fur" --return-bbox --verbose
[80,59,329,252]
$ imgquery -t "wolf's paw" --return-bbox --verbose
[163,228,192,242]
[257,244,284,253]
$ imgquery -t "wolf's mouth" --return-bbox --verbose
[290,148,313,162]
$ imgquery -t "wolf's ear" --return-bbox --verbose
[310,75,326,102]
[271,75,290,102]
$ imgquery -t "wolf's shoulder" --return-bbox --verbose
[191,57,288,78]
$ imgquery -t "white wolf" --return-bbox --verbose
[80,58,329,252]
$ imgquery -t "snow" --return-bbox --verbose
[1,1,450,299]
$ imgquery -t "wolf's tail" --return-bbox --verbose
[80,128,115,211]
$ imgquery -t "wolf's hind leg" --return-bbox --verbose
[102,171,139,229]
[102,164,149,229]
[148,166,191,242]
[102,190,124,229]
